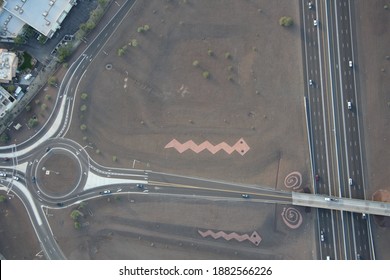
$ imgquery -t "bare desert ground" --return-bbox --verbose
[354,0,390,259]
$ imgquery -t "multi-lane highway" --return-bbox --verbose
[301,0,374,260]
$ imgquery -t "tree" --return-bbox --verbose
[279,16,294,27]
[137,26,145,33]
[45,95,51,101]
[48,76,58,86]
[208,49,214,56]
[70,209,83,220]
[225,52,232,59]
[80,105,87,112]
[7,85,16,93]
[98,0,109,8]
[57,44,72,62]
[13,34,25,45]
[0,195,6,203]
[80,93,88,100]
[40,103,47,111]
[80,124,87,131]
[74,221,81,229]
[143,24,150,31]
[192,60,199,67]
[25,105,31,112]
[27,118,38,128]
[130,39,138,47]
[95,149,101,154]
[0,133,10,144]
[117,47,127,56]
[112,156,117,162]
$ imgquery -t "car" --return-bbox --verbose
[241,194,250,199]
[45,147,51,152]
[349,60,353,68]
[330,198,338,202]
[2,157,10,162]
[320,230,325,242]
[100,190,111,195]
[348,178,353,186]
[362,213,366,219]
[314,19,318,26]
[136,184,144,189]
[315,174,320,181]
[326,256,331,260]
[13,176,19,181]
[308,2,313,9]
[324,197,331,201]
[347,101,352,110]
[56,202,64,207]
[309,79,313,86]
[0,172,6,177]
[32,176,36,183]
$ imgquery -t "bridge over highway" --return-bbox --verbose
[292,192,390,217]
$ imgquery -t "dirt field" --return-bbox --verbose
[0,191,42,259]
[66,0,309,189]
[49,194,314,260]
[46,0,313,260]
[354,0,390,259]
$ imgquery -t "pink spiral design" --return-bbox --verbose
[284,171,302,190]
[281,207,303,229]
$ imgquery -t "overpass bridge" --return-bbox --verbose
[292,192,390,216]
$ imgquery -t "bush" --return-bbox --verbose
[143,24,150,31]
[192,60,199,67]
[45,95,51,101]
[130,39,138,47]
[279,16,294,27]
[70,209,82,220]
[0,133,10,144]
[202,71,210,79]
[95,149,101,154]
[112,156,117,162]
[48,76,58,86]
[225,52,232,59]
[207,49,214,56]
[80,105,87,112]
[137,26,145,33]
[25,105,31,112]
[74,221,81,229]
[0,195,7,202]
[80,93,88,100]
[28,118,38,128]
[80,124,87,131]
[41,103,47,111]
[82,136,88,141]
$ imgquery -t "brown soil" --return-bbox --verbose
[355,0,390,259]
[0,191,42,259]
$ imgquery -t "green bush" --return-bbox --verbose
[202,71,210,79]
[279,16,294,27]
[80,93,88,100]
[80,124,87,131]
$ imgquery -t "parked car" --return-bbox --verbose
[0,172,6,177]
[13,176,19,181]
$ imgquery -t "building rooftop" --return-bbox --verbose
[1,0,76,38]
[0,7,25,38]
[0,48,18,83]
[0,85,15,118]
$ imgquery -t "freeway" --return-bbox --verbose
[301,0,373,260]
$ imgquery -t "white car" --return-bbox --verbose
[308,2,313,9]
[314,19,318,26]
[309,79,313,86]
[320,230,325,242]
[349,60,353,68]
[13,176,19,181]
[348,178,353,186]
[0,172,6,177]
[347,101,352,110]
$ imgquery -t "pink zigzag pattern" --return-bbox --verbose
[165,138,250,155]
[198,229,262,246]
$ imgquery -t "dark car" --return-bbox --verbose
[32,176,36,183]
[45,147,51,152]
[56,202,64,207]
[315,174,320,181]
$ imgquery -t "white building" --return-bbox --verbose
[0,85,16,118]
[0,48,18,83]
[0,0,77,39]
